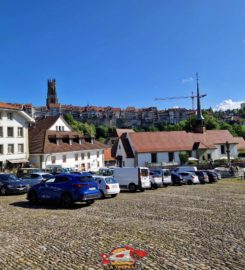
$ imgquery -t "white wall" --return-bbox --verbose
[30,149,104,171]
[0,109,32,164]
[49,117,72,131]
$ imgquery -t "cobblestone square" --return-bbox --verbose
[0,179,244,270]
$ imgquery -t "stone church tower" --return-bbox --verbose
[46,79,59,107]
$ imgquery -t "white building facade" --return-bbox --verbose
[0,104,35,171]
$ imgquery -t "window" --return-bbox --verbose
[59,126,62,131]
[0,127,3,137]
[75,153,78,161]
[207,154,211,160]
[87,162,91,169]
[18,144,24,153]
[51,156,56,164]
[62,126,64,131]
[97,151,100,158]
[0,112,2,119]
[7,127,14,137]
[97,161,100,167]
[151,153,157,163]
[55,176,70,183]
[87,152,90,159]
[7,112,13,120]
[221,145,225,155]
[62,155,66,163]
[81,153,85,160]
[56,126,59,131]
[7,144,14,154]
[0,145,3,154]
[168,152,174,162]
[17,127,23,137]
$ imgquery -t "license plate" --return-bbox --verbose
[112,184,118,188]
[89,187,96,190]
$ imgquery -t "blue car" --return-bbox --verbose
[27,173,100,208]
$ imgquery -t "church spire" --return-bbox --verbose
[194,73,205,133]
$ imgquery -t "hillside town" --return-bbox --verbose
[1,78,245,172]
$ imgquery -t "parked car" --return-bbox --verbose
[193,171,209,184]
[21,172,54,187]
[113,167,151,192]
[171,172,184,185]
[202,171,218,183]
[149,171,163,189]
[0,174,30,195]
[98,168,114,176]
[93,176,120,198]
[150,169,172,187]
[27,173,100,208]
[172,166,197,174]
[16,168,42,178]
[177,172,200,185]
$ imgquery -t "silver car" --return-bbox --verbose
[21,172,54,187]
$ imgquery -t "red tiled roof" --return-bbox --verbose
[234,137,245,151]
[116,128,135,138]
[29,116,107,154]
[104,148,116,161]
[127,130,239,153]
[0,102,22,110]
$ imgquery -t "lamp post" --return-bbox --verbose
[226,141,231,165]
[44,153,52,170]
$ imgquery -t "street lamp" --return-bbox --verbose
[44,153,52,170]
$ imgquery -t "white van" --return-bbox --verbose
[113,167,151,192]
[150,169,172,186]
[172,166,197,174]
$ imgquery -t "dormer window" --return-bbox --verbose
[73,137,79,144]
[48,136,56,144]
[7,112,13,120]
[62,137,69,144]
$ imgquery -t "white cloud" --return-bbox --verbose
[181,77,194,84]
[214,99,244,111]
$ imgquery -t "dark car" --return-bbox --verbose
[27,173,100,208]
[171,172,184,185]
[202,171,218,183]
[21,172,54,187]
[0,174,30,195]
[193,171,209,184]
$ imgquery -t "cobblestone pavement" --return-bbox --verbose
[0,179,245,270]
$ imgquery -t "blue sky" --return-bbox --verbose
[0,0,245,110]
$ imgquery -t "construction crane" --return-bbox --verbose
[155,92,207,110]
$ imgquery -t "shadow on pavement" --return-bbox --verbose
[10,200,91,210]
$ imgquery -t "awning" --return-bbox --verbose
[7,159,29,164]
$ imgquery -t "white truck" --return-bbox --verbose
[113,167,151,192]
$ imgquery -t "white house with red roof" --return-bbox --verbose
[115,130,244,167]
[0,102,35,171]
[29,115,107,171]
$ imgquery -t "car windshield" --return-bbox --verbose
[141,169,149,176]
[76,176,95,182]
[105,177,118,184]
[163,170,170,176]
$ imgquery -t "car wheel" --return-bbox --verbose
[99,189,105,199]
[128,184,137,192]
[187,180,193,185]
[86,199,95,205]
[111,194,117,198]
[140,188,145,192]
[28,191,38,205]
[0,187,6,195]
[60,193,73,208]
